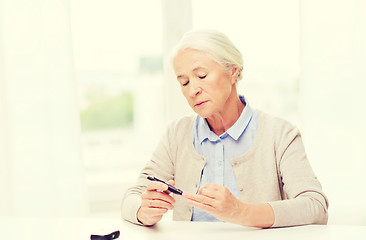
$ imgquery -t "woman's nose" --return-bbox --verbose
[194,86,202,96]
[189,81,202,96]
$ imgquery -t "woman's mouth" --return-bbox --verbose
[194,101,208,107]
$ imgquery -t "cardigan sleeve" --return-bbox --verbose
[268,125,329,227]
[120,123,176,224]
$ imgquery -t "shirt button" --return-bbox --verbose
[240,187,244,192]
[218,162,222,166]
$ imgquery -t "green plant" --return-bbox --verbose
[80,91,133,131]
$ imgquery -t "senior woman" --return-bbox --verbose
[121,29,328,228]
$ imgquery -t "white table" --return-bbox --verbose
[1,216,365,240]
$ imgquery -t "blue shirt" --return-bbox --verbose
[191,95,259,221]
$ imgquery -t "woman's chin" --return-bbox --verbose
[193,109,212,119]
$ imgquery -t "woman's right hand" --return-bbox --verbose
[137,180,176,225]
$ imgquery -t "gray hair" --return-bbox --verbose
[170,29,244,82]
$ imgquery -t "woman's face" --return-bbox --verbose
[173,48,238,119]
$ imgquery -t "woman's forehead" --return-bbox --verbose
[174,49,219,71]
[176,48,212,59]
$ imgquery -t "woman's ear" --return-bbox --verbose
[231,66,239,84]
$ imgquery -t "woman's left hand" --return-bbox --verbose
[182,183,248,225]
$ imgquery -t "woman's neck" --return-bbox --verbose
[206,92,245,136]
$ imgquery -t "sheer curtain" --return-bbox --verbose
[0,0,87,217]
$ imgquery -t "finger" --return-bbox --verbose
[198,184,227,199]
[186,197,215,213]
[140,206,168,217]
[146,181,168,191]
[183,192,216,207]
[198,187,219,199]
[142,190,176,205]
[137,206,167,225]
[198,183,222,192]
[167,180,175,186]
[141,198,174,210]
[200,183,221,190]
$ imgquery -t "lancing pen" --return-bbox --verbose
[147,176,183,195]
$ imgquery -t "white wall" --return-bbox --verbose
[300,0,366,225]
[0,29,13,215]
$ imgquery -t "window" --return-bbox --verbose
[69,0,164,216]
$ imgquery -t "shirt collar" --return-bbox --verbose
[196,95,254,143]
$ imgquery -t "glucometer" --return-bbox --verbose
[147,176,183,195]
[90,230,120,240]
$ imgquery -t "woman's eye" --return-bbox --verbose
[198,75,207,79]
[182,81,189,86]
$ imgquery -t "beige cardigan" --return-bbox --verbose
[121,111,328,227]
